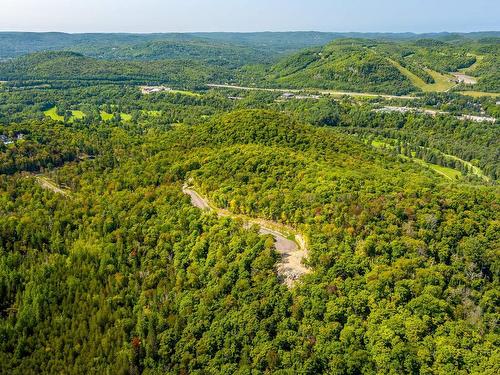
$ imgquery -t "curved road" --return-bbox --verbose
[182,184,309,287]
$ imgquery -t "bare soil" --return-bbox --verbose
[183,184,309,287]
[35,176,70,197]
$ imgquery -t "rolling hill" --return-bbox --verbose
[0,51,234,86]
[265,40,417,95]
[264,38,499,95]
[1,108,498,373]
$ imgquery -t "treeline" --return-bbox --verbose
[0,123,97,175]
[339,112,500,181]
[393,58,435,83]
[273,97,499,181]
[0,52,235,88]
[1,37,498,94]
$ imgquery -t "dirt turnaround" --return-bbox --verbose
[182,184,309,287]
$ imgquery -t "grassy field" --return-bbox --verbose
[388,59,455,92]
[120,113,132,121]
[141,110,162,117]
[99,111,114,121]
[168,89,201,97]
[413,159,461,180]
[44,107,64,121]
[459,91,500,98]
[425,69,456,92]
[72,110,85,120]
[45,108,134,122]
[44,107,85,122]
[444,153,489,181]
[371,140,390,148]
[370,137,492,181]
[370,139,462,180]
[100,111,133,121]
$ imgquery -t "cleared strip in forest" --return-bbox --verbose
[387,58,455,92]
[369,138,490,182]
[182,184,309,287]
[34,176,71,197]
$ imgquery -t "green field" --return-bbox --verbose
[370,139,462,180]
[44,107,86,122]
[425,69,456,92]
[71,110,85,120]
[414,159,462,180]
[168,89,201,97]
[99,111,114,121]
[389,59,455,92]
[371,140,390,148]
[99,111,132,121]
[44,107,64,121]
[459,91,500,98]
[45,108,134,122]
[141,110,162,117]
[120,113,132,121]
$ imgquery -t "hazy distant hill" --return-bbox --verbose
[1,32,498,94]
[1,31,499,59]
[0,51,234,86]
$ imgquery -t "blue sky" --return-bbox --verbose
[1,0,498,33]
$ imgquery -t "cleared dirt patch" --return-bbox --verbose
[451,73,477,85]
[183,184,309,287]
[35,176,71,197]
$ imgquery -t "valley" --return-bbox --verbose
[0,30,498,375]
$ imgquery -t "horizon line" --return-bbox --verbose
[0,30,499,35]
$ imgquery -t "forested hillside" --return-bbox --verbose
[2,31,498,59]
[1,34,498,96]
[263,38,500,94]
[0,30,499,374]
[265,40,415,94]
[0,51,233,87]
[1,105,499,373]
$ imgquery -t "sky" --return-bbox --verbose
[1,0,499,33]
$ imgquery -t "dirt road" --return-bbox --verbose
[182,184,309,287]
[35,176,70,197]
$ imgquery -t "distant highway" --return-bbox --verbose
[207,83,418,100]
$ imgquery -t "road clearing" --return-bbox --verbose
[34,176,71,197]
[183,184,309,287]
[207,84,417,100]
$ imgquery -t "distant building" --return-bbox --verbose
[140,86,172,95]
[280,92,320,100]
[0,135,13,145]
[295,94,320,100]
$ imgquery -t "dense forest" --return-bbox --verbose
[260,38,500,94]
[0,51,235,88]
[2,31,498,59]
[0,32,499,374]
[1,34,499,95]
